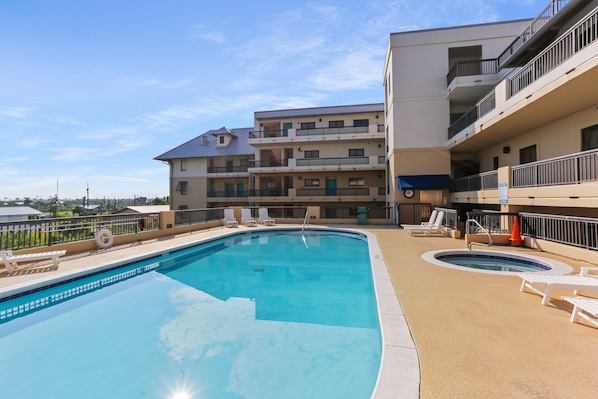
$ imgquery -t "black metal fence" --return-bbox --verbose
[0,213,160,251]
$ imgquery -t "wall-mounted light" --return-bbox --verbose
[298,147,302,152]
[376,114,379,119]
[319,118,322,122]
[298,176,302,180]
[503,146,510,154]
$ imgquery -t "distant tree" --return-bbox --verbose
[72,206,85,216]
[24,197,32,206]
[152,196,169,205]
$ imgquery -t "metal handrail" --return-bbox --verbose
[466,219,493,250]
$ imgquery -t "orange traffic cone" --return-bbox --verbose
[509,216,523,246]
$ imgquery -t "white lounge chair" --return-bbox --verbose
[223,209,238,228]
[402,211,445,236]
[561,296,598,327]
[258,208,276,226]
[516,267,598,305]
[0,249,66,275]
[241,208,257,227]
[401,209,437,229]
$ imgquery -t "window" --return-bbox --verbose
[180,159,186,171]
[177,205,188,210]
[304,150,319,158]
[329,120,344,128]
[240,159,249,166]
[348,148,364,157]
[582,124,598,151]
[300,122,315,130]
[266,181,276,189]
[353,119,369,127]
[175,181,188,195]
[304,179,320,186]
[349,178,365,186]
[519,145,537,164]
[493,156,499,170]
[219,136,225,144]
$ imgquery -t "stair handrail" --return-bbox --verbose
[466,218,493,250]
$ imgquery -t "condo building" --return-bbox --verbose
[385,0,598,224]
[157,0,598,238]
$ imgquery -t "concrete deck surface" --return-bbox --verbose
[1,225,597,398]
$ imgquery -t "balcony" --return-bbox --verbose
[512,148,598,187]
[249,160,288,168]
[247,186,385,202]
[498,0,577,68]
[507,5,598,98]
[296,157,369,166]
[248,124,385,144]
[207,166,249,173]
[453,171,498,192]
[207,191,249,198]
[446,59,499,87]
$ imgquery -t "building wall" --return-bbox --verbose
[477,105,598,171]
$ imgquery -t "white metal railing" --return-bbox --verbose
[498,0,572,67]
[508,5,598,97]
[453,170,498,192]
[520,212,598,250]
[466,219,493,250]
[512,148,598,187]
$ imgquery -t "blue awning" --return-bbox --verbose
[398,174,453,190]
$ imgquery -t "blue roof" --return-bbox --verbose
[154,127,254,160]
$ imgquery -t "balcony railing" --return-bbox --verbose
[498,0,572,68]
[174,208,224,226]
[296,157,369,166]
[207,166,249,173]
[249,160,289,168]
[452,170,498,192]
[512,148,598,187]
[296,126,369,136]
[446,59,499,86]
[508,4,598,97]
[207,191,249,198]
[448,107,478,139]
[248,189,289,197]
[296,187,370,196]
[249,130,286,138]
[520,212,598,251]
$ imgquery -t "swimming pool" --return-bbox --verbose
[0,229,383,399]
[421,249,573,275]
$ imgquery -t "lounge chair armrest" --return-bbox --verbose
[580,267,598,277]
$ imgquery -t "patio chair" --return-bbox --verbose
[400,209,437,229]
[561,296,598,327]
[258,208,276,226]
[223,208,238,228]
[402,211,445,236]
[516,267,598,305]
[0,249,66,276]
[241,208,258,227]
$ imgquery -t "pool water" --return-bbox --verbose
[437,253,551,272]
[0,230,381,399]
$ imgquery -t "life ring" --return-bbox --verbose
[95,229,114,249]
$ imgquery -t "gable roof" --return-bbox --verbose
[0,206,43,217]
[154,127,254,160]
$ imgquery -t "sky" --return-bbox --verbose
[0,0,539,201]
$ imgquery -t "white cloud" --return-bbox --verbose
[0,106,35,119]
[189,25,226,44]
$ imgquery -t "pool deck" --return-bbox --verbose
[2,225,598,398]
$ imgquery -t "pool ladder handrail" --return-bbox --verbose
[301,210,309,248]
[466,219,493,250]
